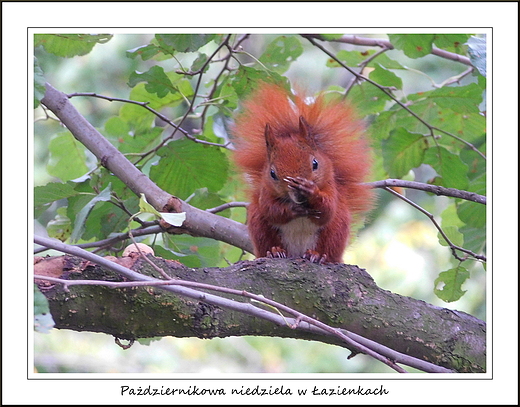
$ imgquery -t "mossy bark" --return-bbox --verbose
[35,255,486,373]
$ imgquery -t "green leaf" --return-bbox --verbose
[382,128,428,178]
[457,200,486,229]
[438,225,464,247]
[439,203,469,249]
[104,115,163,154]
[91,168,136,203]
[388,34,435,58]
[150,138,229,200]
[162,234,221,267]
[456,174,486,236]
[118,127,163,155]
[131,75,190,108]
[461,144,486,181]
[104,116,130,139]
[467,172,486,195]
[47,207,72,242]
[118,80,190,134]
[191,53,209,72]
[428,83,482,114]
[432,110,486,145]
[83,201,129,241]
[460,224,486,255]
[327,49,368,67]
[34,312,55,334]
[434,266,469,302]
[137,194,186,226]
[425,147,469,190]
[232,66,289,98]
[34,34,112,57]
[46,132,89,181]
[34,284,55,333]
[347,81,393,117]
[368,53,405,70]
[126,43,162,61]
[370,110,399,142]
[139,193,161,217]
[259,35,303,74]
[34,284,50,315]
[433,34,471,53]
[34,182,78,207]
[155,34,216,53]
[119,102,155,135]
[441,203,464,228]
[34,57,46,108]
[128,66,174,98]
[211,79,239,117]
[369,64,403,89]
[169,74,195,102]
[70,184,112,243]
[466,36,486,77]
[186,187,231,217]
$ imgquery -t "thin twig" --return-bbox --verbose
[33,225,163,254]
[367,179,486,205]
[383,187,486,262]
[170,34,233,142]
[206,201,249,214]
[66,92,228,149]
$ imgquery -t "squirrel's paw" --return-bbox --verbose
[284,176,317,204]
[266,246,287,259]
[303,250,328,264]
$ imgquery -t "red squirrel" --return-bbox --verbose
[231,82,374,263]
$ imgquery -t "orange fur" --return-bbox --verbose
[231,82,374,263]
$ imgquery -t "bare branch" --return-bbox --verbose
[367,179,486,205]
[383,187,486,262]
[206,201,249,214]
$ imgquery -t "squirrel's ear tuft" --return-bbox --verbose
[299,116,311,140]
[264,123,274,149]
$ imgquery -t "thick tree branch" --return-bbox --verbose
[34,236,409,372]
[41,83,253,254]
[34,235,484,373]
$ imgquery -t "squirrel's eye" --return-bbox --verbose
[312,158,319,171]
[270,168,278,180]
